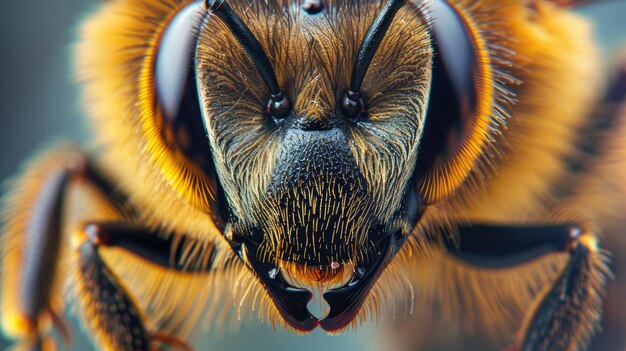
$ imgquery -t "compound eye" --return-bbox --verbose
[156,2,205,121]
[267,92,290,119]
[414,0,493,203]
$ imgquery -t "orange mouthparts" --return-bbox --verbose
[228,235,392,332]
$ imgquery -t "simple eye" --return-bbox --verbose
[267,92,290,119]
[156,2,205,122]
[206,0,291,120]
[340,91,365,120]
[302,0,324,15]
[158,0,291,122]
[343,0,405,121]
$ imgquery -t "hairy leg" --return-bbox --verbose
[0,146,216,350]
[443,223,610,351]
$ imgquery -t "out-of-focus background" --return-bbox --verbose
[1,1,625,350]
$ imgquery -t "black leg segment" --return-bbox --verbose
[83,221,217,272]
[77,236,151,351]
[1,148,202,351]
[444,223,576,268]
[75,221,206,350]
[443,223,610,350]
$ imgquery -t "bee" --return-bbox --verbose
[1,0,625,350]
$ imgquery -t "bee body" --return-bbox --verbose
[1,0,625,350]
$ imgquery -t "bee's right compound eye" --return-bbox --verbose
[153,2,223,219]
[155,2,205,122]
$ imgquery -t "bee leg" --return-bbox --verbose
[0,148,99,350]
[444,224,610,351]
[0,148,199,350]
[72,221,204,351]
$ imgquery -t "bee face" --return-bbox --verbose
[197,0,431,260]
[102,0,493,333]
[187,0,433,330]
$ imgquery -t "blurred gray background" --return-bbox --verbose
[1,1,625,350]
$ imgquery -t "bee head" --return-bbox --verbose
[154,0,493,332]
